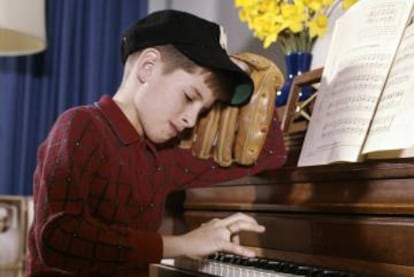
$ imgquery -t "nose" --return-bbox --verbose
[180,106,199,128]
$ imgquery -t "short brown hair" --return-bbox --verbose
[156,45,232,101]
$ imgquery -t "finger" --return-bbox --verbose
[220,213,258,226]
[203,218,220,227]
[227,220,265,234]
[210,218,220,223]
[218,240,255,257]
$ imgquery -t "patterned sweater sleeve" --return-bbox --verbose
[32,108,162,274]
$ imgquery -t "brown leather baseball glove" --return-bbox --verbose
[179,52,284,167]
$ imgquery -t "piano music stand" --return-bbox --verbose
[280,67,323,134]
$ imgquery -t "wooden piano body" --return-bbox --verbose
[182,153,414,277]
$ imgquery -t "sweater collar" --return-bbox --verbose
[95,95,141,145]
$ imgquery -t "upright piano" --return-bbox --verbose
[151,69,414,277]
[177,142,414,277]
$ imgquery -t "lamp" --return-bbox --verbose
[0,0,47,56]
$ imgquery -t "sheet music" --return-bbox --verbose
[362,11,414,154]
[298,0,414,166]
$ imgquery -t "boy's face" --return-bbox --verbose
[134,65,219,144]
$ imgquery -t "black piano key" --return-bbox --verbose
[310,269,327,277]
[322,269,349,277]
[238,256,250,267]
[277,262,290,272]
[262,260,282,270]
[207,252,220,261]
[217,252,226,262]
[221,253,236,263]
[280,262,300,273]
[245,257,261,267]
[231,255,244,265]
[294,265,314,275]
[256,258,271,269]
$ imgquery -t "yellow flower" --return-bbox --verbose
[308,14,328,38]
[298,0,334,13]
[281,2,307,33]
[342,0,358,9]
[234,0,358,52]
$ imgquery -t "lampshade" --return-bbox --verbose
[0,0,47,56]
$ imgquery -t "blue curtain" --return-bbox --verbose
[0,0,148,195]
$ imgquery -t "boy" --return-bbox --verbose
[27,10,286,276]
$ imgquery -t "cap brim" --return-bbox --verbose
[174,44,254,106]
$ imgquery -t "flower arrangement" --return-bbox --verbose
[234,0,358,53]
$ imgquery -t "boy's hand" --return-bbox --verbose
[162,213,265,258]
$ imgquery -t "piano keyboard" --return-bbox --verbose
[164,253,363,277]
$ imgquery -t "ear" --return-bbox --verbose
[134,48,160,83]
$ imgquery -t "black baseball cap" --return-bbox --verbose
[121,10,254,106]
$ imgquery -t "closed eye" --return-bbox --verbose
[184,93,193,102]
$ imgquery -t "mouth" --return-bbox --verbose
[169,122,181,137]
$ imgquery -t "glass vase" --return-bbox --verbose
[276,52,313,107]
